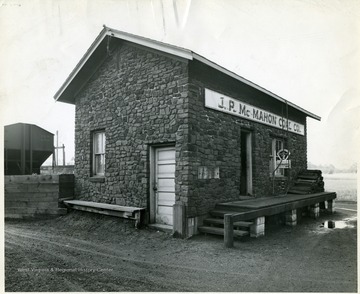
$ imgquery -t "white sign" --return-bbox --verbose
[205,88,305,135]
[276,160,291,169]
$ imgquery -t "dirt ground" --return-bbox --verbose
[5,201,357,292]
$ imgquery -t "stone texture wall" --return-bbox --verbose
[186,60,307,216]
[74,41,190,208]
[73,41,308,221]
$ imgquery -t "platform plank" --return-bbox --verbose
[218,192,335,210]
[229,192,336,222]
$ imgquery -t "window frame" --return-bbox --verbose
[270,138,286,177]
[92,130,106,177]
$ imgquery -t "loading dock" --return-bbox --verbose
[210,192,336,247]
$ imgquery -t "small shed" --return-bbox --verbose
[54,26,321,237]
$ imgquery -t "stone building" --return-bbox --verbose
[55,26,320,237]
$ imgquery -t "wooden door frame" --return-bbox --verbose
[241,131,253,195]
[246,132,253,195]
[149,144,176,224]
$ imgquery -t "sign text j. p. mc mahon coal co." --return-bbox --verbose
[205,88,304,135]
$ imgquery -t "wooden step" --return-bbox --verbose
[212,205,250,212]
[198,226,249,237]
[204,218,253,227]
[210,210,238,217]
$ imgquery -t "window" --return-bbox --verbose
[92,131,105,176]
[270,138,286,177]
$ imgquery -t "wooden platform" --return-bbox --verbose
[218,192,336,212]
[198,192,337,248]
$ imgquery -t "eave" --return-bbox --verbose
[54,25,321,121]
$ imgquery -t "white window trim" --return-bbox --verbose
[92,130,105,177]
[270,138,285,177]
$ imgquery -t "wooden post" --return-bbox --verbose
[29,124,33,174]
[62,144,65,166]
[224,214,234,248]
[134,211,141,229]
[21,124,26,175]
[56,130,59,166]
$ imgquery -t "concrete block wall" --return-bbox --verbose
[5,175,71,219]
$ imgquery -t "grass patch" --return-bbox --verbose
[323,173,357,202]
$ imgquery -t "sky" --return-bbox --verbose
[0,0,359,169]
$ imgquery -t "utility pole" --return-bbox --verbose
[56,130,59,166]
[62,144,65,166]
[54,131,66,166]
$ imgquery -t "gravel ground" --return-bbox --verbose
[5,201,357,292]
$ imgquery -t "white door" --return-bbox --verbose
[155,147,176,226]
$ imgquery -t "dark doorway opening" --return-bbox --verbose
[240,131,252,196]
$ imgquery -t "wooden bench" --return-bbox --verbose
[63,200,145,228]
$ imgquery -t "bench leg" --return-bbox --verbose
[308,203,320,219]
[327,199,335,214]
[250,216,265,237]
[285,209,297,226]
[134,211,141,229]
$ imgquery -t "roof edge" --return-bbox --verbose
[107,26,194,60]
[54,26,193,102]
[54,25,321,121]
[193,53,321,121]
[54,27,108,102]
